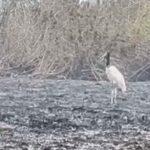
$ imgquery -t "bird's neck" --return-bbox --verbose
[106,53,110,66]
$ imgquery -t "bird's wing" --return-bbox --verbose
[106,66,126,92]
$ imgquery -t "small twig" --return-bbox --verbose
[129,63,150,80]
[135,65,150,81]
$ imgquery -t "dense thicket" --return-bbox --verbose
[0,0,150,81]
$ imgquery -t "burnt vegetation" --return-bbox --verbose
[0,0,150,81]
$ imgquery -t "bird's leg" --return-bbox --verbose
[113,87,117,104]
[111,88,115,104]
[110,87,117,104]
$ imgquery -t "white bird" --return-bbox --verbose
[105,52,126,104]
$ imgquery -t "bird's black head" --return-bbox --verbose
[105,52,110,66]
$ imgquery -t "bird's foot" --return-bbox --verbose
[110,98,119,108]
[111,97,117,104]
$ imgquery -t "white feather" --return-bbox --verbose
[106,65,126,93]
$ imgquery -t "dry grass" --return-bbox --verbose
[0,0,150,81]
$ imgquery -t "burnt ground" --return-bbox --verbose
[0,76,150,150]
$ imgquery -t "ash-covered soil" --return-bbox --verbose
[0,76,150,150]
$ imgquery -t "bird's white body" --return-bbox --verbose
[106,65,126,104]
[106,65,126,93]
